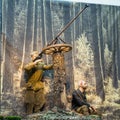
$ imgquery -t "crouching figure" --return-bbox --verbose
[72,80,101,116]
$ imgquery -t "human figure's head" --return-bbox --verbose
[78,80,88,91]
[30,51,39,61]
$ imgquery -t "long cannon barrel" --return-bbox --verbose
[35,4,89,60]
[47,4,89,46]
[56,4,89,38]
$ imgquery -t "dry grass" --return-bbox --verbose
[103,78,120,107]
[87,94,102,105]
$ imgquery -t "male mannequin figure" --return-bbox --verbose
[24,51,53,114]
[72,80,100,115]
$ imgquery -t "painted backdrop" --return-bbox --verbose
[0,0,120,118]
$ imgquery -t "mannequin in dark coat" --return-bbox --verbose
[72,80,100,116]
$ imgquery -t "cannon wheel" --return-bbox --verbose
[42,44,72,55]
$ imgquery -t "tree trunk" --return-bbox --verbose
[33,0,38,50]
[117,7,120,80]
[41,0,45,47]
[3,0,15,92]
[24,0,34,62]
[97,5,105,80]
[90,5,105,101]
[45,0,53,43]
[112,7,118,88]
[63,2,74,94]
[75,3,80,39]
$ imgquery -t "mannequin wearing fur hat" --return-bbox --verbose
[24,51,53,114]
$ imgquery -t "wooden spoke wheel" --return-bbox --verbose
[42,44,72,55]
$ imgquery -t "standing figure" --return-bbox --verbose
[72,80,101,116]
[24,51,53,114]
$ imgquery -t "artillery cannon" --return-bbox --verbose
[40,4,89,109]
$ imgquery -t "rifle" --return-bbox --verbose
[33,52,43,62]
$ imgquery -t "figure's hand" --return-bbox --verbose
[26,82,32,88]
[34,59,43,65]
[90,106,96,112]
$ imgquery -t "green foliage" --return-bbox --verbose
[5,116,21,120]
[39,110,102,120]
[0,116,4,120]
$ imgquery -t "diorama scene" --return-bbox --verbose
[0,0,120,120]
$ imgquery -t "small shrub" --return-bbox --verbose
[5,116,21,120]
[0,116,4,120]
